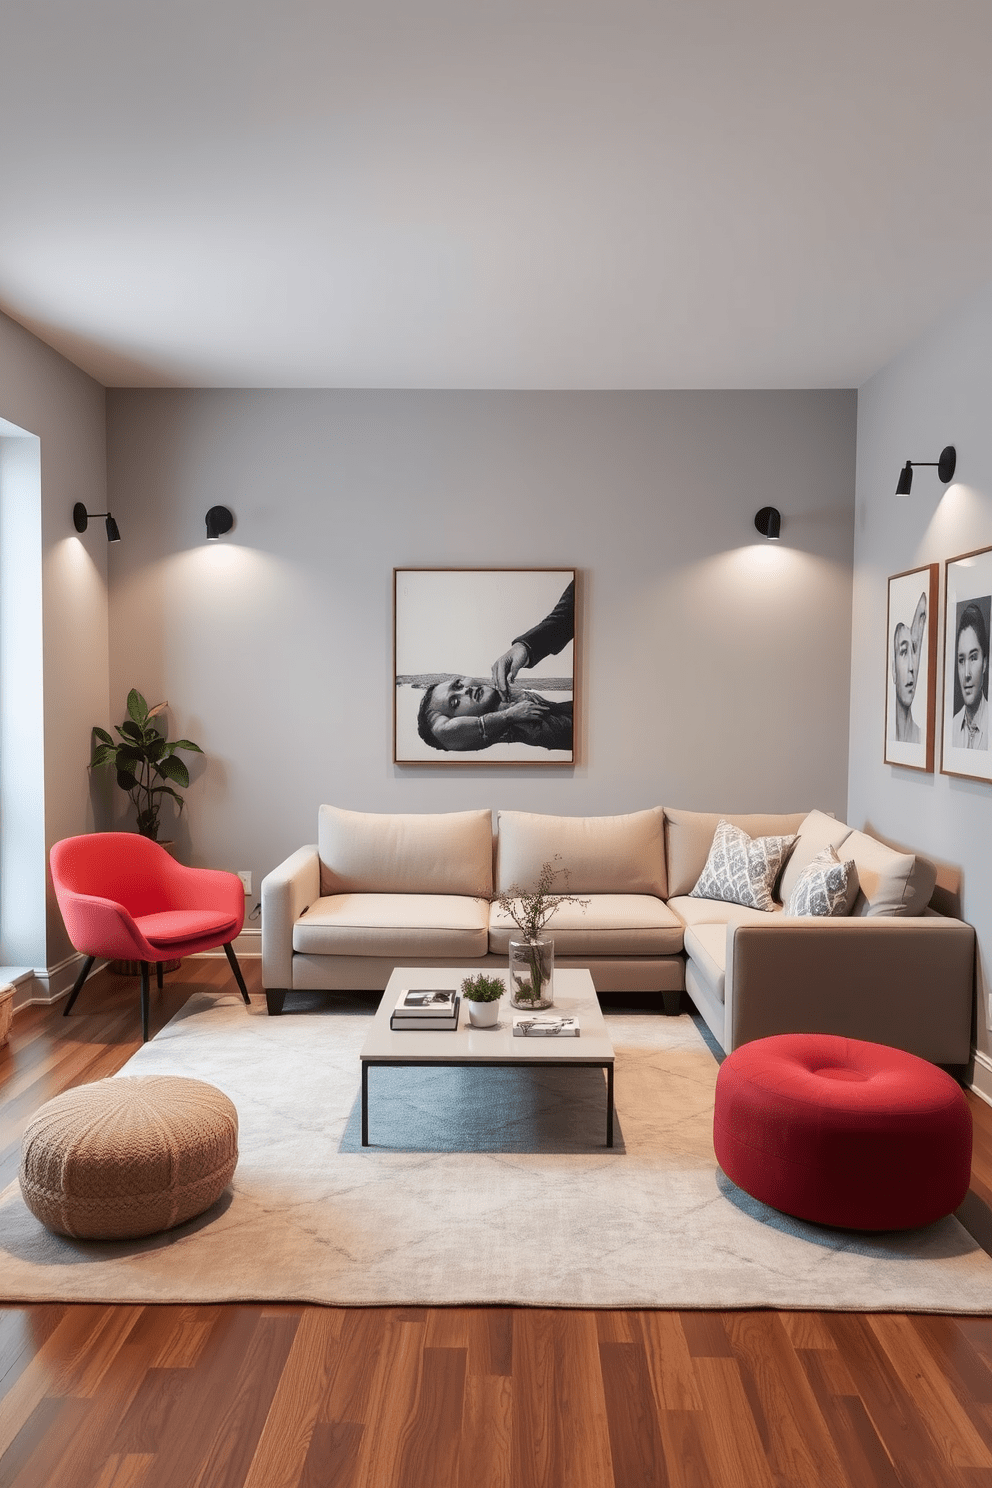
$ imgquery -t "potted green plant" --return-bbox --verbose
[493,857,589,1009]
[91,689,203,843]
[460,972,505,1027]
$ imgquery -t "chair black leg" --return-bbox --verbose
[156,961,164,989]
[63,955,96,1016]
[223,941,252,1005]
[140,962,150,1043]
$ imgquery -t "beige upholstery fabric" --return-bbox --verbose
[841,830,938,917]
[294,893,490,958]
[664,808,807,897]
[261,844,320,991]
[667,895,785,929]
[488,894,684,956]
[683,924,728,1003]
[777,809,853,907]
[289,952,685,994]
[318,805,493,897]
[19,1076,238,1240]
[496,808,667,897]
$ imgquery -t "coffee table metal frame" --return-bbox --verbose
[361,967,615,1149]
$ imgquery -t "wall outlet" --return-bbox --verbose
[237,870,251,895]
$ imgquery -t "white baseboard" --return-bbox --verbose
[191,928,261,959]
[971,1050,992,1108]
[5,930,261,1016]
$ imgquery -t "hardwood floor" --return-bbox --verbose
[0,960,989,1487]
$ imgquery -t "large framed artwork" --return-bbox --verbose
[394,568,576,764]
[884,563,938,772]
[942,546,992,783]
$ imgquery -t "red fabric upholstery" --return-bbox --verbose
[51,833,245,963]
[713,1033,972,1231]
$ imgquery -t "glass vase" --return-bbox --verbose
[509,938,554,1009]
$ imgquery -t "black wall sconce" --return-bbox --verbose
[754,506,781,540]
[73,503,121,542]
[895,445,956,495]
[205,505,234,540]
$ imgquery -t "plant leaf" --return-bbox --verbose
[90,744,117,768]
[156,755,190,788]
[116,769,138,792]
[146,701,168,719]
[171,739,203,753]
[119,720,143,742]
[126,689,148,725]
[92,726,114,746]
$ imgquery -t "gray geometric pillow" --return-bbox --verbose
[786,845,859,918]
[689,819,797,912]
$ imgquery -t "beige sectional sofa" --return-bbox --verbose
[261,803,976,1065]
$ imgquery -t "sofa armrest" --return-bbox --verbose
[725,915,975,1064]
[261,846,320,990]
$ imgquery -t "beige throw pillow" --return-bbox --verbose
[786,846,859,917]
[777,809,853,908]
[689,819,797,913]
[841,830,937,917]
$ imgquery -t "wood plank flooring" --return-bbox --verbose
[0,960,989,1487]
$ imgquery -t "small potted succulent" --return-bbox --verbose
[460,972,505,1027]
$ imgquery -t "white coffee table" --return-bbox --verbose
[360,966,616,1148]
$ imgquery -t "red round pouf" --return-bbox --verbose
[713,1034,972,1230]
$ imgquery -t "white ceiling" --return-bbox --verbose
[3,0,992,390]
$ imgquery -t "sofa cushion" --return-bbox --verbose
[683,923,728,1004]
[293,893,490,958]
[841,831,937,918]
[667,896,785,930]
[488,895,683,956]
[664,808,808,898]
[778,809,853,907]
[786,846,859,918]
[689,820,797,913]
[496,808,667,898]
[318,805,493,897]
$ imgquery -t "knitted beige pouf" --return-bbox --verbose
[19,1075,238,1240]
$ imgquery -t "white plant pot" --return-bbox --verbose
[468,999,500,1028]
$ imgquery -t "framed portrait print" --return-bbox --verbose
[394,568,576,764]
[942,546,992,783]
[884,563,938,772]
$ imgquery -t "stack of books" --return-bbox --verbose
[512,1014,580,1037]
[389,987,460,1031]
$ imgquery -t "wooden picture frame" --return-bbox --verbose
[941,546,992,783]
[394,568,576,765]
[884,563,938,773]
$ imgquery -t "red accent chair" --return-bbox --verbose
[713,1033,973,1231]
[51,833,251,1042]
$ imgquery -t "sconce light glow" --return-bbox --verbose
[205,505,234,540]
[73,502,121,542]
[754,506,781,540]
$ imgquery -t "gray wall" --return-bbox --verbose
[0,312,110,988]
[849,278,992,1078]
[106,389,856,894]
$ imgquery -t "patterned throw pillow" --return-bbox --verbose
[786,845,859,918]
[689,819,797,912]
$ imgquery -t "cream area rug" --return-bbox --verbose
[0,992,990,1311]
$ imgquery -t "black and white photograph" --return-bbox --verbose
[942,546,992,783]
[884,564,938,773]
[394,569,576,764]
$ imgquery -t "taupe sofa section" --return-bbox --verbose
[666,808,974,1065]
[260,803,975,1065]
